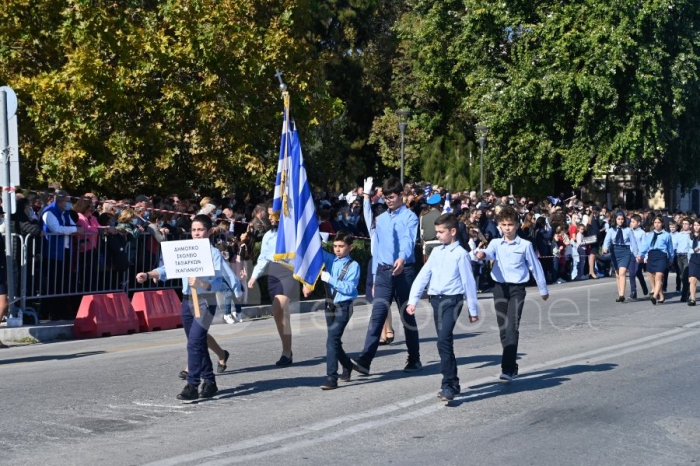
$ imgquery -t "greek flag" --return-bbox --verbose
[272,98,324,288]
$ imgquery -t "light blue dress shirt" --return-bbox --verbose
[672,231,692,255]
[408,241,478,316]
[321,250,360,303]
[250,227,293,281]
[602,226,639,256]
[373,204,418,274]
[640,229,675,261]
[156,244,242,296]
[480,236,549,296]
[687,235,700,260]
[631,227,646,247]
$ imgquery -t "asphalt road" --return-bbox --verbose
[2,277,700,465]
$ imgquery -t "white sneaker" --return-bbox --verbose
[556,278,566,284]
[499,372,514,382]
[223,314,235,324]
[233,312,243,323]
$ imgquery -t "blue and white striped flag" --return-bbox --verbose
[272,97,324,288]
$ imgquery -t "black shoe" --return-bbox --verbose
[681,298,688,303]
[276,353,293,367]
[320,378,338,390]
[217,350,230,374]
[177,384,199,401]
[178,370,188,380]
[199,381,218,398]
[403,357,423,373]
[339,367,352,383]
[651,296,657,305]
[615,296,625,303]
[351,357,370,376]
[689,300,697,307]
[629,292,637,300]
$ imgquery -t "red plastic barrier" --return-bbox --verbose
[131,289,183,332]
[73,293,140,338]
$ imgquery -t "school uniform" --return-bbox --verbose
[674,231,692,300]
[354,204,419,374]
[602,226,639,271]
[640,230,674,274]
[480,236,548,378]
[408,241,479,395]
[628,227,649,296]
[156,245,242,392]
[250,227,298,301]
[687,236,700,279]
[320,251,360,385]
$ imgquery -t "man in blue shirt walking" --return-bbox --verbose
[352,177,421,375]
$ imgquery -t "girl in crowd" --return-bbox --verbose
[602,211,639,302]
[641,215,674,305]
[688,218,700,306]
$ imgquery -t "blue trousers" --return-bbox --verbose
[181,296,216,386]
[325,301,354,380]
[360,265,419,362]
[430,295,463,390]
[628,257,648,295]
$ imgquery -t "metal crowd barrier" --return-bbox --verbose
[4,231,191,322]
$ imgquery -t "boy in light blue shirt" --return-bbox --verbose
[407,213,479,401]
[305,231,360,390]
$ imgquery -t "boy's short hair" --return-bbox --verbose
[631,214,642,223]
[669,220,677,226]
[435,213,458,230]
[382,177,404,196]
[192,214,213,230]
[334,230,354,245]
[496,205,519,224]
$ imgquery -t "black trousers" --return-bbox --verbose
[677,255,690,300]
[430,294,463,390]
[493,283,526,374]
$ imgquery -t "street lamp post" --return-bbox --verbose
[396,109,410,186]
[476,125,489,196]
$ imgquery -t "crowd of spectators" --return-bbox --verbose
[0,181,696,324]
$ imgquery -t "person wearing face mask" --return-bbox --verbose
[40,190,84,320]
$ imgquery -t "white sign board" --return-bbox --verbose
[160,239,215,279]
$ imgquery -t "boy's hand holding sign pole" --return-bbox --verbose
[159,239,215,318]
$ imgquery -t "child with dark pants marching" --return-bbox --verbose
[476,206,549,382]
[406,214,479,402]
[304,231,360,390]
[136,215,242,401]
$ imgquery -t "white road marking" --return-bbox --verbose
[143,319,700,466]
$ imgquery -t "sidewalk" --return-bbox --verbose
[0,297,347,346]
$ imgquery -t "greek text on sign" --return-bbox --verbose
[161,239,215,279]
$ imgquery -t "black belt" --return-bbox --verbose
[377,263,414,271]
[429,294,463,300]
[495,282,526,287]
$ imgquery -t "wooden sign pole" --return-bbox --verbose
[191,286,201,318]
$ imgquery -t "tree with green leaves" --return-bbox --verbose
[372,0,700,194]
[0,0,339,196]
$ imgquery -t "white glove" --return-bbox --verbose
[363,177,373,194]
[321,271,331,283]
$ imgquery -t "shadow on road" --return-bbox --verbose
[0,350,106,365]
[445,363,618,407]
